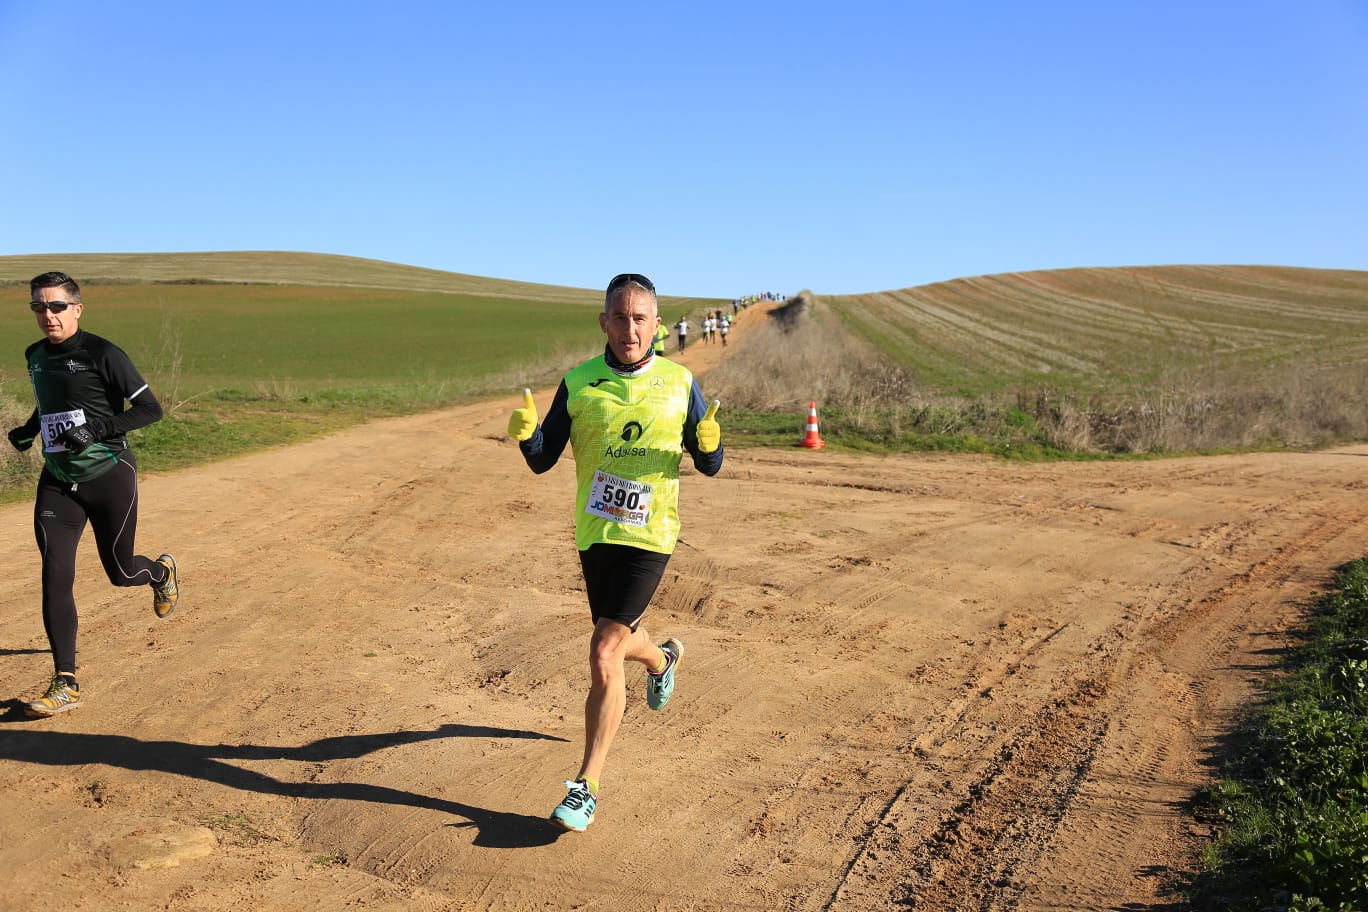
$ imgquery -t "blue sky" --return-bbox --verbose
[1,2,1364,297]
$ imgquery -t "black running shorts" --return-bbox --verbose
[577,542,671,630]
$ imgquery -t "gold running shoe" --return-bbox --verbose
[26,675,82,717]
[153,553,179,618]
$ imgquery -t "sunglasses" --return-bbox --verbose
[30,300,76,314]
[607,273,655,294]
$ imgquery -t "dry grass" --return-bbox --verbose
[705,294,969,438]
[0,378,40,496]
[705,293,905,412]
[1028,361,1368,454]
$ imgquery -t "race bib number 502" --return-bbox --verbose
[41,408,87,453]
[586,470,653,527]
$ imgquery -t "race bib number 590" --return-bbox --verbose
[586,470,653,527]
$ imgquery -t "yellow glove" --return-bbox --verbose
[508,388,538,441]
[696,400,721,453]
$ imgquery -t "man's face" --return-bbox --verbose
[600,287,659,364]
[32,286,83,344]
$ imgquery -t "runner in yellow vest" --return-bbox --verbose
[508,272,723,832]
[652,321,669,355]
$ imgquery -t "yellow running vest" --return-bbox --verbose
[565,356,695,554]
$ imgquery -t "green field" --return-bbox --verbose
[0,252,726,495]
[3,283,604,400]
[0,252,726,398]
[4,252,1368,487]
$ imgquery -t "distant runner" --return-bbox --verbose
[7,271,180,718]
[508,272,724,832]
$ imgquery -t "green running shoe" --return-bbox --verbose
[647,637,683,710]
[550,779,596,832]
[26,675,82,718]
[153,553,178,618]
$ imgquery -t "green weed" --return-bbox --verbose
[1193,559,1368,910]
[202,812,274,848]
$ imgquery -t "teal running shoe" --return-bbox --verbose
[550,779,596,832]
[646,637,683,710]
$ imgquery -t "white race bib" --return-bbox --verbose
[585,470,653,527]
[41,408,86,453]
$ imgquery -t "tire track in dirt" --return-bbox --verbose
[815,621,1090,911]
[824,476,1368,910]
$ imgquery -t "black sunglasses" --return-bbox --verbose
[30,300,76,314]
[607,273,655,294]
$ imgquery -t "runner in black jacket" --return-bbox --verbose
[7,272,180,717]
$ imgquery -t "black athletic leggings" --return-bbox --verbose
[34,460,167,675]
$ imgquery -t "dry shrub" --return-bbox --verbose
[704,293,911,417]
[1028,361,1368,454]
[252,378,299,402]
[0,379,41,491]
[1025,389,1097,451]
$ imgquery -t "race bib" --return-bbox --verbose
[41,408,86,453]
[586,470,653,527]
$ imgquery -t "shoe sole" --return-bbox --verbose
[549,812,592,833]
[25,700,81,718]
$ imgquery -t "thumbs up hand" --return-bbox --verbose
[696,400,721,453]
[508,388,539,441]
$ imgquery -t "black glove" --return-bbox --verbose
[7,427,35,452]
[56,423,101,453]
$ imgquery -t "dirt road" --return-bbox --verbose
[1,312,1365,910]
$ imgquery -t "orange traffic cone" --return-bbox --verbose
[800,401,825,449]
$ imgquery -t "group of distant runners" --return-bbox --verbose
[8,268,729,836]
[673,311,732,351]
[671,295,767,353]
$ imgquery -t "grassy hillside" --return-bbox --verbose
[824,265,1368,397]
[0,250,603,304]
[0,250,722,312]
[704,265,1368,456]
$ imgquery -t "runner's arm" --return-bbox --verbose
[520,381,571,474]
[93,343,164,439]
[97,386,163,438]
[683,381,724,476]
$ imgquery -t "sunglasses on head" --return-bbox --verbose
[30,300,75,314]
[607,273,655,294]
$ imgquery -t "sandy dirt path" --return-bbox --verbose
[1,304,1365,910]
